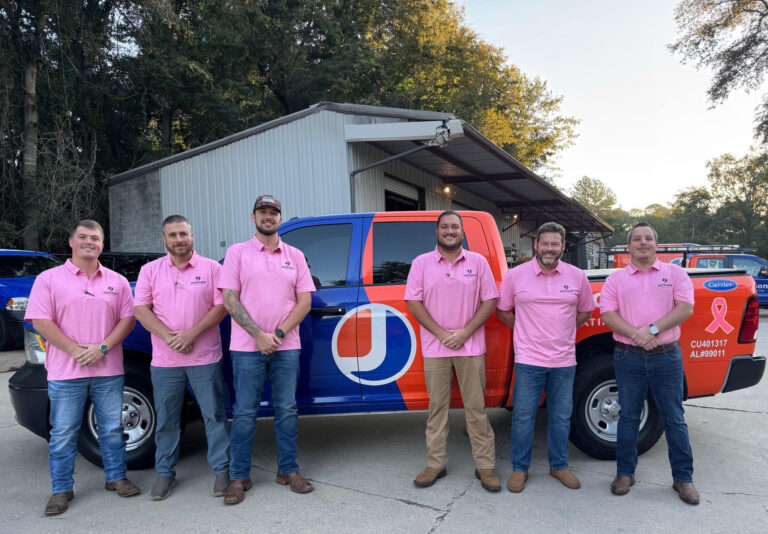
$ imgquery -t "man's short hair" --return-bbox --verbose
[436,210,463,228]
[162,214,190,232]
[627,222,658,244]
[536,222,566,242]
[70,219,104,240]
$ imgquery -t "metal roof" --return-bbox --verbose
[109,102,612,236]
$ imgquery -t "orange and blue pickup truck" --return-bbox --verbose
[9,211,765,468]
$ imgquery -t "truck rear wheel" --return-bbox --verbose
[77,360,157,470]
[570,352,664,460]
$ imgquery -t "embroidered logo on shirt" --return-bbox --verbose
[103,285,118,296]
[560,284,577,294]
[657,277,672,288]
[463,268,477,278]
[190,275,206,285]
[281,260,295,270]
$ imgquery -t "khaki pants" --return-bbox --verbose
[423,355,495,469]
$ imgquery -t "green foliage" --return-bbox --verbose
[670,0,768,143]
[569,176,617,214]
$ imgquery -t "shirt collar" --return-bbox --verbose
[164,251,198,268]
[532,258,562,275]
[433,246,467,264]
[64,258,103,276]
[251,235,283,253]
[628,258,662,274]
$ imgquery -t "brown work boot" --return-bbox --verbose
[275,471,314,494]
[104,478,141,497]
[413,466,447,488]
[44,491,74,516]
[611,475,635,496]
[475,468,501,492]
[673,482,700,505]
[506,471,528,493]
[223,479,252,505]
[549,468,581,489]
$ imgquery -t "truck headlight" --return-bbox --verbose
[5,297,28,319]
[24,328,46,365]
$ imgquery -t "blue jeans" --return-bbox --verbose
[510,363,576,472]
[229,349,300,480]
[614,346,693,482]
[151,362,230,478]
[48,375,126,493]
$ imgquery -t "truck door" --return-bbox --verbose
[280,218,363,408]
[730,256,768,306]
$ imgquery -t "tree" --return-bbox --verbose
[670,0,768,142]
[669,186,717,242]
[569,176,617,214]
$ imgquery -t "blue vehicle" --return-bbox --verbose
[686,253,768,307]
[0,250,61,350]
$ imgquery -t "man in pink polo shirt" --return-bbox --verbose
[600,222,698,505]
[134,215,229,501]
[497,222,594,493]
[25,220,140,516]
[218,195,315,504]
[405,210,500,492]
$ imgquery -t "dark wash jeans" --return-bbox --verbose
[614,345,694,482]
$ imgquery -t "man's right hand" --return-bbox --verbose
[255,331,281,354]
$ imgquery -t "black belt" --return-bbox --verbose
[615,341,679,356]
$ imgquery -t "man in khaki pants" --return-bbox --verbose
[405,211,500,492]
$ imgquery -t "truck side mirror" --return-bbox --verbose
[759,267,768,277]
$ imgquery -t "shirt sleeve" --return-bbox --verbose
[24,270,53,320]
[118,275,135,319]
[577,270,596,313]
[478,257,499,302]
[404,256,424,301]
[211,261,224,306]
[599,272,619,313]
[218,245,241,292]
[294,251,316,294]
[133,263,153,306]
[496,270,516,311]
[672,266,695,306]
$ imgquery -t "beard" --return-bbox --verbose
[437,236,461,251]
[256,222,278,236]
[536,249,562,266]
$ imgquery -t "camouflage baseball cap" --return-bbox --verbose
[253,194,281,213]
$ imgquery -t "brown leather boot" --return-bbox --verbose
[506,471,528,493]
[413,466,447,488]
[475,468,501,492]
[549,468,581,489]
[223,479,253,505]
[275,471,314,494]
[611,475,635,496]
[673,482,700,505]
[104,478,141,497]
[44,491,74,516]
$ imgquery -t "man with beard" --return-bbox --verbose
[496,222,594,493]
[25,220,139,516]
[219,195,315,504]
[600,222,698,504]
[134,215,229,500]
[405,211,500,492]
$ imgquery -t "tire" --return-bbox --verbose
[570,351,664,460]
[77,360,157,470]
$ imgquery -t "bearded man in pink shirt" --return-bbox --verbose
[601,222,698,505]
[219,195,315,504]
[405,211,500,492]
[497,222,594,493]
[25,220,140,516]
[134,215,229,501]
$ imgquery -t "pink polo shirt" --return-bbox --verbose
[497,259,594,367]
[134,252,224,367]
[404,247,499,357]
[25,260,134,381]
[219,236,315,352]
[600,259,694,345]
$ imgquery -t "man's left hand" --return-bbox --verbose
[167,329,196,354]
[443,328,470,350]
[74,344,106,367]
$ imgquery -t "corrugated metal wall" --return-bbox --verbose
[159,111,350,259]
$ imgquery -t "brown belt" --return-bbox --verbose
[614,341,680,356]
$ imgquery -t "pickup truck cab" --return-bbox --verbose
[9,212,765,468]
[685,254,768,307]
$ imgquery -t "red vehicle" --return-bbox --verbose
[10,212,765,466]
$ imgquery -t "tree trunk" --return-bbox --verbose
[22,63,39,250]
[161,106,172,157]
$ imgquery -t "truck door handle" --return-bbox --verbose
[310,306,347,316]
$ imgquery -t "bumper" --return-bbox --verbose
[722,356,766,393]
[8,362,50,440]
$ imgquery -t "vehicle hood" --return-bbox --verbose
[0,276,36,297]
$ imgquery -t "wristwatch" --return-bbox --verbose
[275,328,285,339]
[99,343,109,355]
[649,324,660,336]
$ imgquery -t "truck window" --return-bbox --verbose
[281,224,352,287]
[732,257,761,276]
[703,258,725,269]
[372,221,468,285]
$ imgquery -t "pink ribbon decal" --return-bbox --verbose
[705,297,734,334]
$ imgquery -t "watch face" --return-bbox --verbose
[275,329,285,339]
[99,344,108,354]
[649,325,659,335]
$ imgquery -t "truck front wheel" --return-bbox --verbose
[77,360,157,470]
[570,352,664,460]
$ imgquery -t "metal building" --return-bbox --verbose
[108,102,611,263]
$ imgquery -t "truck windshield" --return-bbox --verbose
[0,255,60,277]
